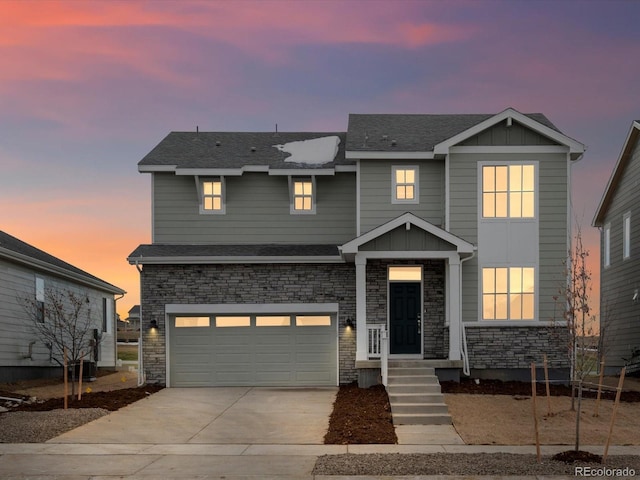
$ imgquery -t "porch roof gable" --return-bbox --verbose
[340,213,475,257]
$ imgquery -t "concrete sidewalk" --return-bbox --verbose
[0,442,636,479]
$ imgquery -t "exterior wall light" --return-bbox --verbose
[345,317,355,329]
[149,319,158,330]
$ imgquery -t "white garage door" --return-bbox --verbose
[168,310,337,387]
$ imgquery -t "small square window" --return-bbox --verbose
[392,166,419,204]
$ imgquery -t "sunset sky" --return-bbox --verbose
[1,0,638,322]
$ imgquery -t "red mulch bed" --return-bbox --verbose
[324,382,397,444]
[3,385,164,412]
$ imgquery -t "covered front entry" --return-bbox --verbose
[340,213,475,365]
[166,304,338,387]
[390,282,422,355]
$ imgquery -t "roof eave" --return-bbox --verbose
[127,255,344,265]
[0,247,126,295]
[593,121,640,227]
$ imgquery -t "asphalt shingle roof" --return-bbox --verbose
[346,113,560,152]
[128,244,340,259]
[139,132,351,170]
[0,231,124,293]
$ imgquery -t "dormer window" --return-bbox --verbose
[290,177,316,214]
[200,178,225,214]
[392,166,419,204]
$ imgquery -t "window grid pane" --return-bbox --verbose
[203,180,223,211]
[483,267,535,320]
[394,168,417,201]
[293,180,313,211]
[482,165,535,218]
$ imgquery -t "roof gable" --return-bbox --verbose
[593,121,640,226]
[340,213,475,255]
[0,231,125,294]
[433,108,585,159]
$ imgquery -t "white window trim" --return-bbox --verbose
[623,212,631,260]
[198,176,226,215]
[480,265,537,322]
[478,161,538,221]
[289,176,316,214]
[604,223,611,267]
[391,166,419,204]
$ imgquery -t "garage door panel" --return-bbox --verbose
[169,311,337,387]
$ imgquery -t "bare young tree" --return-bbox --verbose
[20,287,101,396]
[554,223,598,452]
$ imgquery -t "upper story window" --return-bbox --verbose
[623,212,631,260]
[482,164,535,218]
[201,178,225,214]
[482,267,535,320]
[604,223,611,267]
[35,277,45,323]
[291,177,316,214]
[392,166,419,204]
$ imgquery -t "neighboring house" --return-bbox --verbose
[129,107,585,387]
[0,231,126,382]
[118,305,141,342]
[593,120,640,375]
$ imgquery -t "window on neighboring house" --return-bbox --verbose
[102,298,113,334]
[201,178,225,214]
[392,166,419,204]
[35,277,44,323]
[623,212,631,259]
[482,267,535,320]
[604,223,611,267]
[291,177,315,214]
[482,164,535,218]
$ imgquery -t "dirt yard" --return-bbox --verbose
[447,393,639,445]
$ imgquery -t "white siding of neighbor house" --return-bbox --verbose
[0,258,117,372]
[152,172,356,244]
[449,151,569,324]
[359,159,445,235]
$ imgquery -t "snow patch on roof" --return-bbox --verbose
[273,136,340,165]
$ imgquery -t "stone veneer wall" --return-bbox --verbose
[465,325,569,371]
[140,263,356,385]
[366,259,447,358]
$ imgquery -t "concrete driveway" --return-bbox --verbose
[50,386,337,445]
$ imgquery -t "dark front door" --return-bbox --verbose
[390,282,421,354]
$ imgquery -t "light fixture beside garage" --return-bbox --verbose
[345,317,355,329]
[149,319,159,330]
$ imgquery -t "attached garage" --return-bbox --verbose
[166,304,338,387]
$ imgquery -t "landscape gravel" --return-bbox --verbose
[313,453,640,477]
[0,408,109,443]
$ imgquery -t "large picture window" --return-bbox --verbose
[482,165,535,218]
[482,267,535,320]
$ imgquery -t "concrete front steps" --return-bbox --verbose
[387,360,452,425]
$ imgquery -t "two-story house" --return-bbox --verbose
[129,108,585,387]
[593,120,640,375]
[0,231,125,382]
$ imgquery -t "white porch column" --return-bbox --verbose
[355,254,368,361]
[448,255,462,361]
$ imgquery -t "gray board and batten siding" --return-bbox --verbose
[152,171,356,245]
[598,130,640,371]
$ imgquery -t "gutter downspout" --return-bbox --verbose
[114,292,125,370]
[135,258,146,386]
[459,249,477,377]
